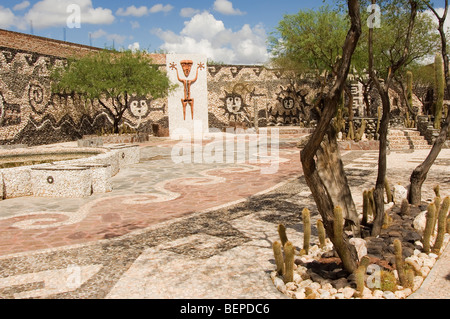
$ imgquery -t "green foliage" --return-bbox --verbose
[380,270,398,292]
[51,49,174,133]
[268,5,349,77]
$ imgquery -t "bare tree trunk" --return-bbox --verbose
[409,0,450,205]
[300,0,361,274]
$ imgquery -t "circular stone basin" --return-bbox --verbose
[0,150,103,169]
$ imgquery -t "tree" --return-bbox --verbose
[295,0,362,273]
[409,0,450,205]
[51,49,174,133]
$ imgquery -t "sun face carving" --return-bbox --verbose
[220,91,250,122]
[128,97,151,118]
[267,86,302,126]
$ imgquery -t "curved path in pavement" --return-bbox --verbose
[0,136,448,299]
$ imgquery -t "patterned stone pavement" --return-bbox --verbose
[0,135,448,299]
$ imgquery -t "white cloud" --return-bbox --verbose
[0,6,17,28]
[149,4,173,14]
[128,42,140,52]
[155,12,268,65]
[130,21,140,29]
[213,0,245,16]
[13,1,30,11]
[116,4,173,17]
[90,28,107,39]
[116,5,148,17]
[180,7,201,18]
[20,0,114,30]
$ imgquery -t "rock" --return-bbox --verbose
[342,287,356,299]
[298,279,313,289]
[421,266,431,277]
[286,282,297,291]
[332,278,349,290]
[274,277,287,294]
[393,184,408,205]
[362,287,373,299]
[373,290,384,299]
[319,291,331,299]
[321,283,334,291]
[395,289,411,299]
[413,211,427,232]
[429,253,438,259]
[423,258,435,268]
[295,289,306,300]
[310,282,321,291]
[321,250,336,259]
[403,231,422,243]
[383,291,397,299]
[334,293,345,299]
[349,238,368,260]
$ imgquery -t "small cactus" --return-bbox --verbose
[394,239,407,288]
[362,190,371,225]
[283,241,295,283]
[317,219,326,249]
[434,53,445,130]
[433,197,450,254]
[433,197,442,235]
[400,199,410,216]
[302,208,311,255]
[272,241,284,276]
[369,188,376,216]
[385,178,393,203]
[355,265,366,296]
[360,255,371,271]
[278,224,288,247]
[434,185,441,198]
[405,269,415,289]
[423,204,437,253]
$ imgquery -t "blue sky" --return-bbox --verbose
[0,0,447,64]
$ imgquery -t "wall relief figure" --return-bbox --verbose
[0,93,21,127]
[268,86,302,126]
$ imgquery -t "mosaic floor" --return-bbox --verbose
[0,137,448,299]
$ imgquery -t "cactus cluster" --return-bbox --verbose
[274,224,296,283]
[433,197,450,253]
[384,178,393,203]
[355,119,366,141]
[362,189,376,225]
[393,239,408,288]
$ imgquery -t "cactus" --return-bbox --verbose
[433,197,450,254]
[376,106,382,135]
[434,185,441,198]
[380,270,397,292]
[355,265,366,296]
[433,197,442,235]
[369,188,376,216]
[283,241,295,283]
[317,219,326,249]
[360,255,371,272]
[394,239,407,288]
[272,241,284,276]
[385,178,393,203]
[400,199,410,216]
[405,269,415,289]
[302,208,311,255]
[423,203,437,253]
[355,119,366,141]
[362,190,370,226]
[278,224,288,247]
[434,53,445,130]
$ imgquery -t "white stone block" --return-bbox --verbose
[1,167,32,198]
[31,166,92,198]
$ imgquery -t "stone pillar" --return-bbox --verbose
[167,54,209,138]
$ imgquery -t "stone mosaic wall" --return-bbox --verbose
[0,45,169,146]
[206,65,321,129]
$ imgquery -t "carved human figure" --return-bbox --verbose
[169,60,205,120]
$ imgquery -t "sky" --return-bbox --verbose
[0,0,448,65]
